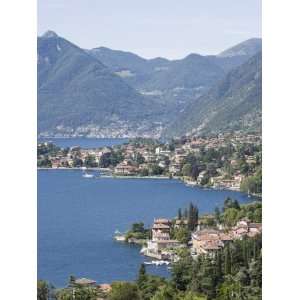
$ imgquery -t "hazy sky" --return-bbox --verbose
[38,0,261,59]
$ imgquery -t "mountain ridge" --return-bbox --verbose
[37,31,262,138]
[163,52,262,137]
[38,32,164,138]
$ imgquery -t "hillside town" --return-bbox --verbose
[38,133,262,194]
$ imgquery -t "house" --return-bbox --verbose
[174,154,187,164]
[169,163,181,174]
[98,284,112,294]
[158,161,167,168]
[192,229,224,255]
[155,147,162,155]
[231,219,262,239]
[152,219,171,241]
[114,162,138,175]
[74,278,97,287]
[197,171,206,182]
[191,228,233,255]
[174,219,188,228]
[142,218,181,259]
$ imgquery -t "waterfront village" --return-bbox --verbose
[115,199,262,264]
[37,133,262,299]
[38,199,262,300]
[38,133,262,194]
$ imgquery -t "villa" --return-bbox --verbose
[74,278,97,287]
[231,219,262,239]
[142,218,181,259]
[191,219,261,256]
[114,162,138,175]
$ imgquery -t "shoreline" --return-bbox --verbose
[37,167,104,170]
[37,167,259,195]
[101,175,171,180]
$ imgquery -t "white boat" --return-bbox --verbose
[82,172,94,178]
[144,260,170,266]
[140,247,147,254]
[114,230,126,241]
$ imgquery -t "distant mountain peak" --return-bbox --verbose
[218,38,262,58]
[42,30,59,38]
[184,53,203,60]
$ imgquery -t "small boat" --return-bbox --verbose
[82,172,94,178]
[140,247,147,254]
[145,260,170,266]
[114,230,126,241]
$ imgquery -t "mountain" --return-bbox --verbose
[89,47,170,92]
[218,38,262,58]
[38,31,164,138]
[163,52,262,137]
[89,39,262,91]
[89,40,261,118]
[38,32,261,138]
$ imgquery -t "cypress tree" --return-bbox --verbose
[194,205,199,230]
[68,275,76,287]
[224,246,231,275]
[137,263,147,288]
[215,250,223,284]
[242,239,248,267]
[188,203,194,231]
[184,207,188,219]
[214,206,221,223]
[178,208,182,220]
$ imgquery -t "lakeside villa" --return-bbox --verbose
[141,218,183,260]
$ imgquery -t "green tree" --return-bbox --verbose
[224,246,232,275]
[151,284,175,300]
[178,208,182,220]
[99,152,112,168]
[216,276,244,300]
[131,222,145,233]
[84,155,97,168]
[138,275,166,300]
[180,292,207,300]
[108,282,139,300]
[150,164,164,175]
[110,150,124,166]
[174,227,190,244]
[223,208,239,227]
[188,203,199,231]
[68,275,76,287]
[136,153,145,165]
[214,207,221,223]
[200,174,210,186]
[172,251,193,291]
[37,280,49,300]
[182,163,192,177]
[55,286,98,300]
[140,168,149,176]
[137,264,147,288]
[72,157,83,167]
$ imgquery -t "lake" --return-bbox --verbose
[38,169,254,287]
[38,137,129,149]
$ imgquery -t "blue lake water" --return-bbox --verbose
[38,138,129,149]
[38,169,254,288]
